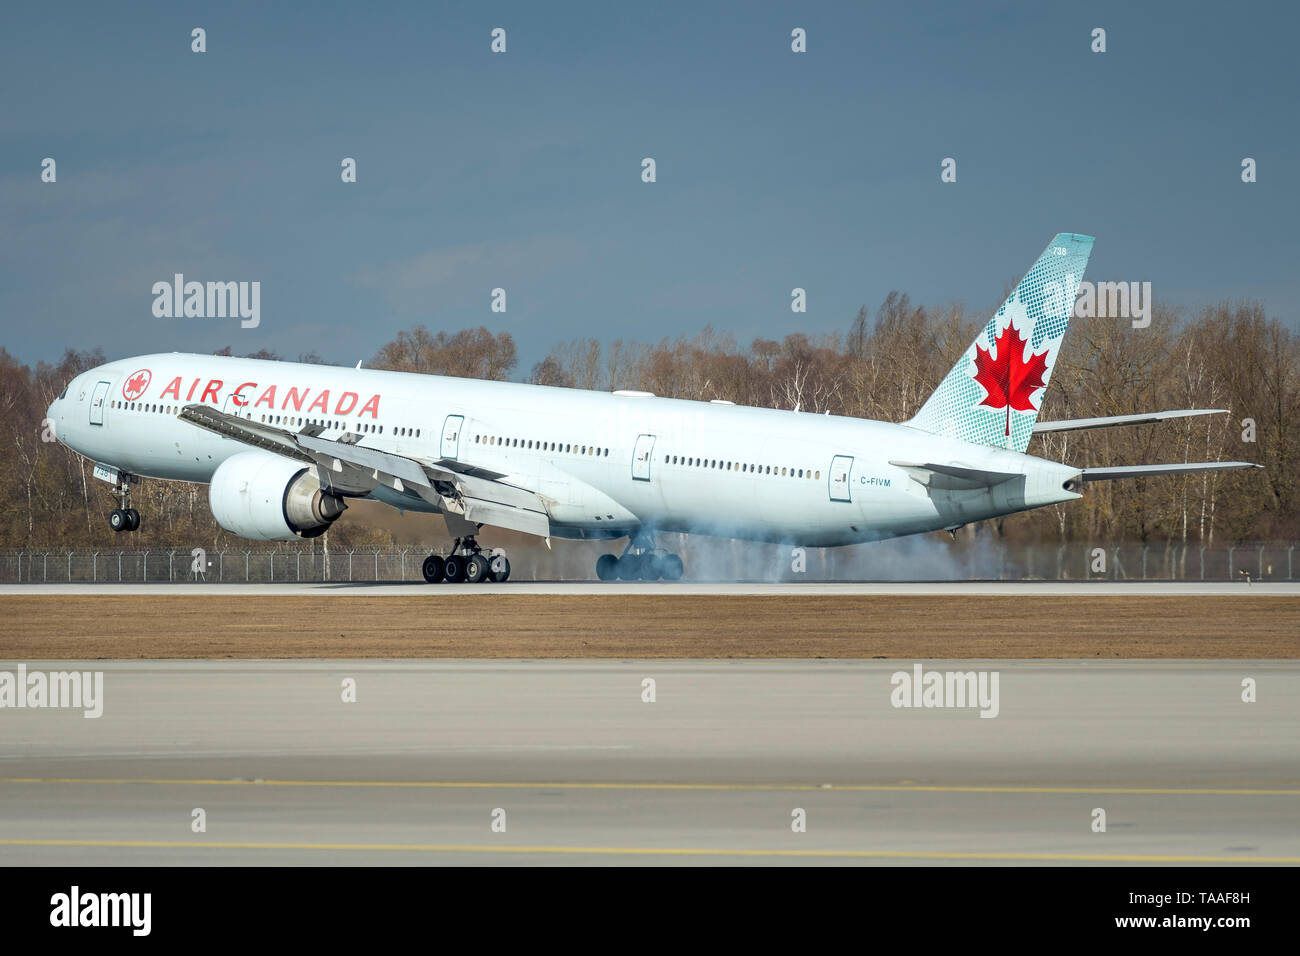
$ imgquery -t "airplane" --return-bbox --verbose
[45,233,1260,583]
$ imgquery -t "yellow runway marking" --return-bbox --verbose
[1,777,1297,796]
[0,839,1295,862]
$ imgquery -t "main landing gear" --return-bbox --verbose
[421,535,511,584]
[108,473,141,533]
[596,534,683,582]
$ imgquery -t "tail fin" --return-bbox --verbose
[907,232,1094,453]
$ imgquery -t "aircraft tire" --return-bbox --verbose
[421,554,445,583]
[465,553,490,584]
[443,555,466,583]
[642,553,664,580]
[596,554,619,581]
[617,554,642,581]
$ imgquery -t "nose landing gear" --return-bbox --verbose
[108,473,141,533]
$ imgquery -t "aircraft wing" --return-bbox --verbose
[178,403,552,538]
[1033,409,1226,433]
[889,461,1023,491]
[1080,461,1263,482]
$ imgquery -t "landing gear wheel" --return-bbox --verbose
[465,553,490,584]
[617,553,643,581]
[125,508,141,531]
[443,555,466,583]
[489,554,511,583]
[661,553,684,581]
[109,509,128,533]
[421,554,446,583]
[642,553,665,581]
[596,554,619,581]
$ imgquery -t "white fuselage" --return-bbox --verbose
[47,353,1081,547]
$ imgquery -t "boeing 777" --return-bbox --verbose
[46,233,1260,582]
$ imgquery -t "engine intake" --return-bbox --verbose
[209,451,346,541]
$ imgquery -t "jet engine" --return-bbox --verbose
[209,451,345,541]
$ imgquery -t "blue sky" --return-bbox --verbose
[2,1,1297,373]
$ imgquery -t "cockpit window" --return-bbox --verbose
[59,383,69,399]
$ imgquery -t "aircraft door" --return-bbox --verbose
[632,433,656,481]
[441,414,465,459]
[829,455,853,502]
[89,381,110,425]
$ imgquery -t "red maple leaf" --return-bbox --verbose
[971,320,1049,436]
[123,371,150,399]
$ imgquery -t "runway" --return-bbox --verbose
[3,581,1298,596]
[1,660,1296,865]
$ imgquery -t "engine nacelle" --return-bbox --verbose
[209,451,346,541]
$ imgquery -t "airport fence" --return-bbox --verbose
[0,542,1295,583]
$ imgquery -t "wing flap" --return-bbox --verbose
[178,404,311,462]
[297,434,432,489]
[448,471,553,537]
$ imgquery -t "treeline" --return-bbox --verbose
[0,296,1294,549]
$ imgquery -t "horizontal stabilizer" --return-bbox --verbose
[1034,409,1227,433]
[890,460,1022,491]
[1081,461,1262,482]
